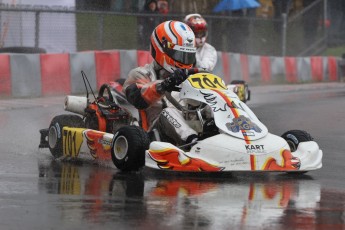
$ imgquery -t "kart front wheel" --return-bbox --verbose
[48,114,85,158]
[111,125,150,171]
[281,130,314,152]
[281,130,314,175]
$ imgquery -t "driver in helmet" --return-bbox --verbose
[184,14,217,72]
[123,20,198,145]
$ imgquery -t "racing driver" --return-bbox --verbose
[184,13,217,72]
[122,20,198,145]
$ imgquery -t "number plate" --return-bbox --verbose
[187,73,227,90]
[63,127,85,158]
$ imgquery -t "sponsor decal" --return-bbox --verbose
[242,131,255,136]
[226,115,262,133]
[98,138,112,146]
[179,47,195,52]
[167,42,175,49]
[245,144,265,154]
[220,157,247,166]
[84,130,111,160]
[195,147,201,153]
[162,110,181,128]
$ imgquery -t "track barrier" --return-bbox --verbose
[0,50,340,97]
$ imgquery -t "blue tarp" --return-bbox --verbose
[213,0,260,12]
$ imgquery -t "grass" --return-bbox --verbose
[76,13,137,51]
[323,45,345,57]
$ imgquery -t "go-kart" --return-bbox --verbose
[39,70,322,174]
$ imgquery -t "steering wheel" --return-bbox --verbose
[164,68,209,113]
[165,91,207,113]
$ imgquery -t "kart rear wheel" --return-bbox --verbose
[281,130,314,175]
[48,115,85,158]
[111,125,150,171]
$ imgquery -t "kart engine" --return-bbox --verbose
[64,95,132,134]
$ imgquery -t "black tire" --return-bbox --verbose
[281,130,314,152]
[230,80,246,85]
[0,46,46,53]
[281,130,314,175]
[48,115,85,158]
[111,125,150,171]
[230,80,250,103]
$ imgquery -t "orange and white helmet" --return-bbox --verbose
[184,14,208,48]
[150,20,196,73]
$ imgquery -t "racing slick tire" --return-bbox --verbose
[230,80,250,103]
[281,130,314,174]
[281,130,314,152]
[111,125,150,171]
[0,46,46,53]
[48,115,85,158]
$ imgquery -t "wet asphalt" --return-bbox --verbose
[0,82,345,229]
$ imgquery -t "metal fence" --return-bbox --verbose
[327,0,345,46]
[0,0,332,56]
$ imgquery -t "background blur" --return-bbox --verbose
[0,0,344,56]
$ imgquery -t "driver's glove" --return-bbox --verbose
[158,69,188,92]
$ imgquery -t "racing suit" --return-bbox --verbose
[122,61,198,145]
[195,42,217,72]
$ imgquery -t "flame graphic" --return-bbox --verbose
[148,148,224,172]
[262,149,301,171]
[84,130,111,160]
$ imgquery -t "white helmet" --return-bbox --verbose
[150,20,196,73]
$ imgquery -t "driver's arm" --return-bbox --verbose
[123,68,164,109]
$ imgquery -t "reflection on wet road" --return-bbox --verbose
[37,160,344,229]
[0,83,345,229]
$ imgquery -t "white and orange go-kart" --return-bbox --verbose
[39,70,322,174]
[142,71,322,173]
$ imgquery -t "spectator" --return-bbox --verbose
[157,0,169,14]
[144,0,159,13]
[138,0,159,50]
[184,13,217,72]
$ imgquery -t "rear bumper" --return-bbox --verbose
[39,128,49,148]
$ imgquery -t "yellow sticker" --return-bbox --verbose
[62,127,85,158]
[187,73,227,90]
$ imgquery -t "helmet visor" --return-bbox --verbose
[164,43,196,65]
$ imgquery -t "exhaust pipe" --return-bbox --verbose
[64,96,88,116]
